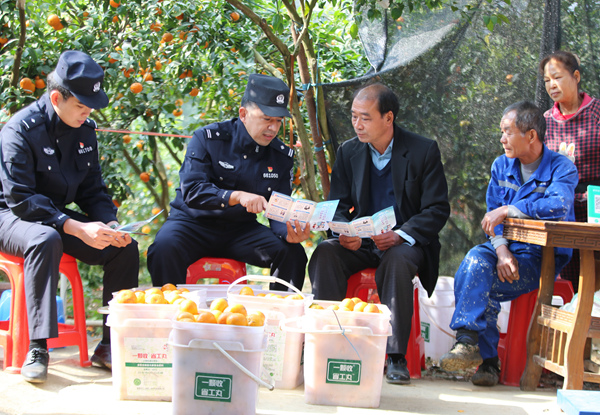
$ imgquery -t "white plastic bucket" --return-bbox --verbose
[169,320,267,415]
[227,275,313,389]
[417,277,456,362]
[281,301,392,408]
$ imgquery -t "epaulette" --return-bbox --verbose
[204,121,232,141]
[82,118,97,129]
[270,138,295,158]
[19,113,45,131]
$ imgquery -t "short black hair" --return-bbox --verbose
[46,71,73,101]
[353,83,400,121]
[539,50,580,77]
[503,100,546,142]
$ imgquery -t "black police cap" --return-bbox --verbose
[53,50,109,109]
[242,74,291,118]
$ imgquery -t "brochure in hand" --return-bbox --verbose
[265,191,339,231]
[328,206,397,238]
[113,210,164,235]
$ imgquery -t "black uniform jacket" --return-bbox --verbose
[0,93,117,230]
[329,124,450,296]
[170,117,295,239]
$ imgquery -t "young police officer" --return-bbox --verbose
[0,51,139,383]
[148,74,310,291]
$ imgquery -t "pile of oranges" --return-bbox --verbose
[177,297,265,327]
[114,283,190,305]
[309,297,382,313]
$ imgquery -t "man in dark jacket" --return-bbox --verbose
[0,51,139,383]
[308,83,450,384]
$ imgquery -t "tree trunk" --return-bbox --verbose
[536,0,561,111]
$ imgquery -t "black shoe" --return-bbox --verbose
[385,356,410,385]
[471,357,500,387]
[21,348,49,383]
[439,342,483,372]
[91,342,112,370]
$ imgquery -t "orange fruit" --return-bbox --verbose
[115,289,137,304]
[176,13,184,20]
[224,303,247,316]
[256,293,266,297]
[230,11,240,21]
[351,297,363,305]
[178,299,198,315]
[122,134,132,144]
[353,301,368,312]
[133,291,146,303]
[179,31,188,40]
[179,287,190,293]
[135,140,144,150]
[19,78,35,94]
[174,98,184,107]
[285,294,303,300]
[0,37,8,45]
[141,225,151,234]
[327,304,339,311]
[195,311,217,324]
[172,108,183,117]
[143,73,153,82]
[226,312,248,326]
[110,0,121,7]
[149,22,161,32]
[340,298,356,310]
[161,32,173,43]
[239,286,254,296]
[145,287,162,297]
[217,311,232,324]
[112,16,119,23]
[338,306,352,312]
[309,303,324,310]
[53,22,64,30]
[247,311,265,326]
[210,298,228,312]
[147,293,168,304]
[176,311,196,322]
[363,304,380,313]
[161,283,176,292]
[34,78,45,89]
[139,172,150,182]
[210,309,222,321]
[47,14,60,27]
[115,92,124,100]
[130,82,143,94]
[112,199,121,208]
[154,60,163,70]
[189,88,199,97]
[152,207,162,215]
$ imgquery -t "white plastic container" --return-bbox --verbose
[107,300,180,401]
[169,320,267,415]
[417,277,456,361]
[282,301,392,408]
[178,284,229,304]
[227,275,313,389]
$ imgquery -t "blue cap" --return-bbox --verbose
[53,50,109,109]
[242,74,291,118]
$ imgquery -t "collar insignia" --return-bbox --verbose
[219,161,234,169]
[43,147,55,155]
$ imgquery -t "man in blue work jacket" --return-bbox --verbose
[0,51,139,383]
[439,101,578,386]
[148,74,310,291]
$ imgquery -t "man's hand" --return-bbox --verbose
[64,219,120,250]
[285,220,311,243]
[339,234,361,251]
[106,221,133,248]
[372,231,403,251]
[229,191,267,213]
[496,244,520,283]
[481,206,509,237]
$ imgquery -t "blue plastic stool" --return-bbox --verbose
[0,290,65,323]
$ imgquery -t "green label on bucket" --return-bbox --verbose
[326,359,361,385]
[421,321,430,343]
[194,373,232,402]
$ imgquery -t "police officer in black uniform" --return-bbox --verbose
[0,51,139,383]
[148,74,309,291]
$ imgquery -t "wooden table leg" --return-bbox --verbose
[521,245,555,391]
[562,249,595,390]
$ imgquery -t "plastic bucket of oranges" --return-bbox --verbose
[281,300,392,408]
[106,285,207,401]
[227,275,313,389]
[169,307,268,415]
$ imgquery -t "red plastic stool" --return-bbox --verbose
[346,268,426,379]
[497,279,574,386]
[0,252,90,374]
[186,257,247,285]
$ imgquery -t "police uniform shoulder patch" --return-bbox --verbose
[270,138,294,158]
[203,120,233,141]
[82,118,97,129]
[20,113,45,131]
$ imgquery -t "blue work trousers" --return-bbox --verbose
[450,241,542,360]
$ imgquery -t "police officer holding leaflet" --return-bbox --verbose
[0,51,139,383]
[148,74,309,291]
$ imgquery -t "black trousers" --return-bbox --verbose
[147,216,308,291]
[308,238,424,355]
[0,210,139,341]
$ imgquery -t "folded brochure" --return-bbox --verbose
[328,206,397,238]
[265,191,339,231]
[114,210,164,234]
